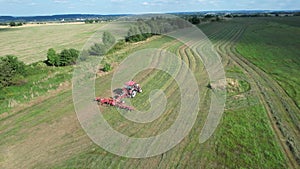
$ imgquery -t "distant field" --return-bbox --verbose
[1,17,300,168]
[0,23,101,64]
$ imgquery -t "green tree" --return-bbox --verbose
[188,16,201,25]
[138,22,151,34]
[46,48,59,66]
[46,48,79,66]
[0,55,26,87]
[59,48,79,66]
[148,20,160,35]
[126,25,149,42]
[102,31,116,47]
[85,20,94,24]
[9,22,16,27]
[103,63,112,72]
[68,48,80,64]
[89,43,107,56]
[79,50,89,61]
[127,25,141,37]
[161,22,173,33]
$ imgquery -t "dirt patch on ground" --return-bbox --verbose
[226,78,250,95]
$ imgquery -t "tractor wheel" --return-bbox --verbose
[131,91,137,98]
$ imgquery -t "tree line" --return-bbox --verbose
[125,17,191,42]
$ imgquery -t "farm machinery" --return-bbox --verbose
[95,81,142,111]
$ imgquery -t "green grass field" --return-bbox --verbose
[236,17,300,108]
[1,17,300,168]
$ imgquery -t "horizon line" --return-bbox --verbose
[1,9,300,17]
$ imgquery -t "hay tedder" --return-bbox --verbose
[95,81,142,111]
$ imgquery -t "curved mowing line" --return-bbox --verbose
[93,38,179,167]
[98,39,190,168]
[139,44,200,167]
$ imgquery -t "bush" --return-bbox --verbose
[125,33,152,43]
[0,55,26,87]
[60,48,79,66]
[89,32,116,56]
[102,63,112,72]
[9,22,16,27]
[106,40,126,54]
[85,20,94,24]
[79,50,89,61]
[11,74,27,86]
[102,31,116,47]
[46,48,59,66]
[9,22,23,27]
[188,16,201,25]
[46,48,79,66]
[89,43,107,56]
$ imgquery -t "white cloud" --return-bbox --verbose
[53,0,68,3]
[110,0,125,2]
[142,2,149,5]
[2,0,23,4]
[141,0,181,6]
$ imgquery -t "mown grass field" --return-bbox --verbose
[0,23,101,64]
[1,17,300,169]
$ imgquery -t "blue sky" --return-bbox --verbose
[0,0,299,16]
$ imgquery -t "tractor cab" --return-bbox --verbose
[125,81,142,98]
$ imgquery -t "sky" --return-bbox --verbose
[0,0,299,16]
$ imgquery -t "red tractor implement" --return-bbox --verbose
[95,81,142,111]
[95,98,116,106]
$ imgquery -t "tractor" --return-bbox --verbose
[124,81,142,98]
[95,80,142,111]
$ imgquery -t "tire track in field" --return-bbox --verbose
[213,23,299,168]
